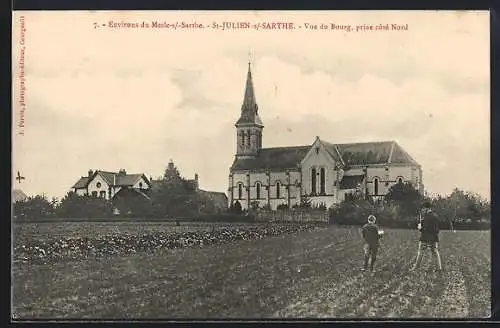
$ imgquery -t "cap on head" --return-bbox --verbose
[368,215,376,223]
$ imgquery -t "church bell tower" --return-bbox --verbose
[235,61,264,159]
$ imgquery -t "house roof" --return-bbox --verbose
[71,171,150,189]
[199,190,228,209]
[231,146,311,171]
[72,177,90,189]
[116,174,145,187]
[231,140,419,172]
[339,175,365,190]
[12,189,28,203]
[113,187,151,200]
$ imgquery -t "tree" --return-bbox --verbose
[149,160,204,218]
[232,200,242,213]
[385,181,422,219]
[298,195,312,208]
[13,194,55,220]
[431,188,490,229]
[250,201,260,211]
[112,188,153,217]
[56,191,114,218]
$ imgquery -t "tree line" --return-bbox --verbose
[13,162,224,221]
[13,165,490,230]
[328,182,490,230]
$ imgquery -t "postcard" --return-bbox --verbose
[11,10,490,320]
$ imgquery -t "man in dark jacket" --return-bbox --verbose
[361,215,382,273]
[410,202,443,271]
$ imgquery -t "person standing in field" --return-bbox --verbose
[410,202,443,271]
[361,215,383,273]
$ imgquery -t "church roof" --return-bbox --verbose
[231,146,311,171]
[235,62,263,127]
[231,140,419,171]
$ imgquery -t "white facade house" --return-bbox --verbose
[71,169,151,200]
[228,63,423,210]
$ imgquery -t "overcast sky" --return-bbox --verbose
[12,10,490,200]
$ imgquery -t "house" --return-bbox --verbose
[198,190,229,212]
[150,161,228,212]
[12,189,28,203]
[71,169,151,201]
[228,62,423,210]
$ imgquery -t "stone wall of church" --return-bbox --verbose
[364,165,422,196]
[300,141,340,200]
[229,170,302,210]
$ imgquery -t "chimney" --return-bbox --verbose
[118,169,126,176]
[194,173,199,190]
[88,169,93,177]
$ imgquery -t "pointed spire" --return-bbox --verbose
[236,60,263,127]
[242,61,257,112]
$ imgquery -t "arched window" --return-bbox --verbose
[311,168,317,194]
[240,132,245,147]
[246,130,251,146]
[397,177,403,184]
[276,182,281,198]
[256,182,261,199]
[238,183,243,199]
[320,168,326,194]
[374,178,379,195]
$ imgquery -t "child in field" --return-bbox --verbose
[361,215,383,273]
[410,202,443,272]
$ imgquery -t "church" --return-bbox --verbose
[228,62,424,210]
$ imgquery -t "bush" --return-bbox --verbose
[56,192,114,219]
[13,195,56,221]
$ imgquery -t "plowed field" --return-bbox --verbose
[11,224,490,319]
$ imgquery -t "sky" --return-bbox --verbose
[11,10,490,201]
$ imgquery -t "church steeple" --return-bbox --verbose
[235,61,264,159]
[236,61,263,127]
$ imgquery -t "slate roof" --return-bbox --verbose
[339,175,365,190]
[12,189,28,203]
[231,140,419,171]
[116,174,145,187]
[231,146,311,171]
[72,177,90,189]
[113,187,151,200]
[71,171,150,189]
[199,190,228,209]
[335,141,394,166]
